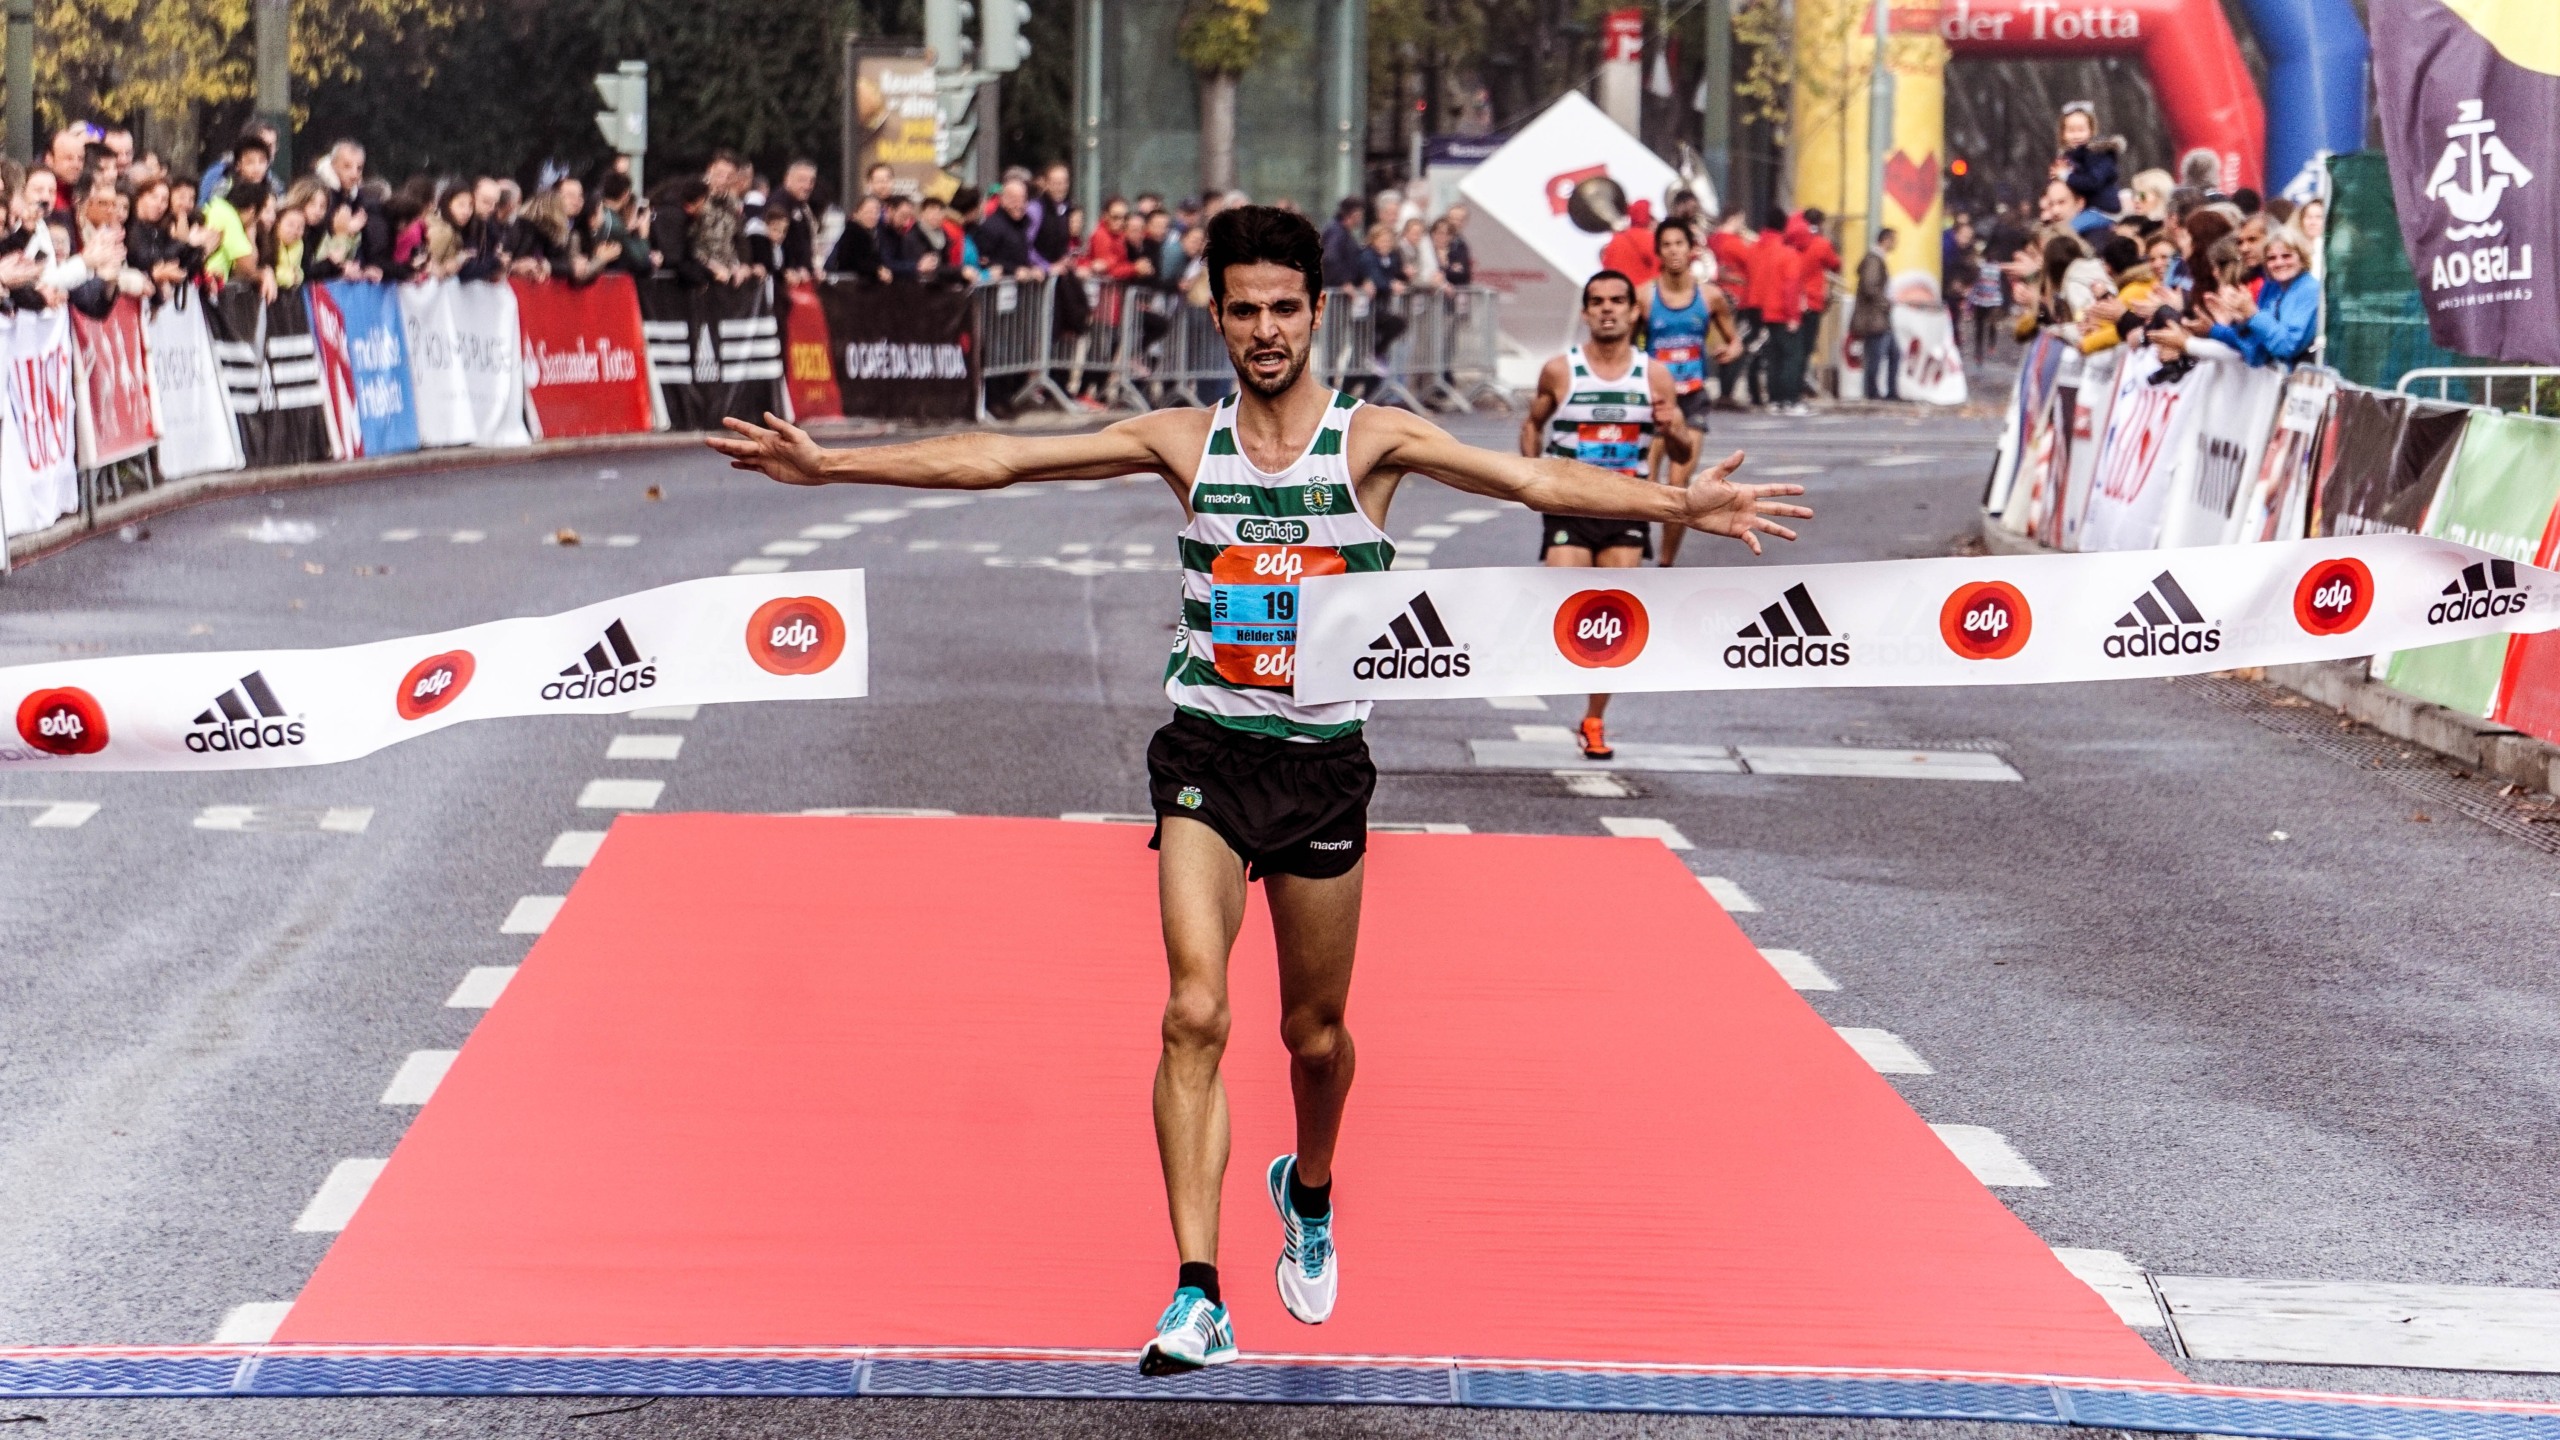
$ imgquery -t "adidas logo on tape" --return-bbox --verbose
[1724,583,1849,669]
[2105,570,2221,658]
[541,618,658,701]
[2429,559,2527,625]
[1352,592,1472,680]
[186,671,307,753]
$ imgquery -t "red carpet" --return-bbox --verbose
[279,815,2176,1381]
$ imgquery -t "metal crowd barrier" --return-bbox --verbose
[970,274,1510,419]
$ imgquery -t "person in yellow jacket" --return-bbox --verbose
[2077,234,2156,355]
[201,133,274,283]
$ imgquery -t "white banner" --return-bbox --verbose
[1295,537,2560,702]
[0,306,80,538]
[2056,346,2122,551]
[3,571,864,771]
[142,291,246,482]
[2078,346,2205,553]
[400,279,532,450]
[2232,369,2336,545]
[1456,91,1683,285]
[1891,298,1969,407]
[2157,357,2286,549]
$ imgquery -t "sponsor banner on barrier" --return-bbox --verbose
[403,279,533,450]
[1986,334,2063,521]
[307,284,362,460]
[2054,346,2121,550]
[2381,410,2560,716]
[71,296,158,468]
[780,281,843,422]
[2234,370,2335,544]
[2157,358,2286,549]
[513,275,653,438]
[1294,536,2560,702]
[317,281,420,458]
[814,279,975,422]
[1,305,80,539]
[210,288,333,469]
[1,570,866,771]
[2078,346,2204,552]
[638,280,783,432]
[2315,387,2422,535]
[143,290,246,482]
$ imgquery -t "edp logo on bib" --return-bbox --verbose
[747,596,849,675]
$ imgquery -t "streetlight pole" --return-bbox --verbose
[256,0,292,175]
[1701,0,1731,210]
[1864,0,1892,244]
[5,0,32,166]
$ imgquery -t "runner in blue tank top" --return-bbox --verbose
[709,207,1811,1377]
[1636,217,1743,569]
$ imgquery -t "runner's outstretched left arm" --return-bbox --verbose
[1364,408,1810,555]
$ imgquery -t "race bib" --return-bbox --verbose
[1572,422,1648,474]
[1210,545,1346,688]
[1655,342,1707,394]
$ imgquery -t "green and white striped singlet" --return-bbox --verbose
[1542,345,1655,477]
[1165,391,1396,741]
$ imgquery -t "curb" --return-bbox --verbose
[1975,514,2560,797]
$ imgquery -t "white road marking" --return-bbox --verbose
[500,895,566,934]
[606,733,685,761]
[1411,524,1460,538]
[193,805,371,833]
[379,1050,458,1105]
[1930,1124,2049,1187]
[1556,770,1634,798]
[795,806,959,817]
[320,807,373,834]
[1837,1026,1933,1074]
[1486,696,1549,711]
[446,966,517,1008]
[1397,540,1439,554]
[1470,739,1744,773]
[729,558,790,574]
[1513,723,1574,743]
[907,539,945,551]
[1389,557,1431,570]
[449,530,485,543]
[1445,509,1498,523]
[1061,480,1105,491]
[1122,543,1156,556]
[213,1302,295,1344]
[965,542,1002,553]
[1758,948,1837,990]
[293,1158,389,1232]
[604,535,640,548]
[1371,821,1471,833]
[29,802,100,828]
[378,528,419,542]
[800,523,857,539]
[1866,454,1938,467]
[2053,1248,2169,1328]
[761,539,821,556]
[577,778,664,810]
[906,495,975,509]
[627,704,699,721]
[1700,876,1760,911]
[1061,812,1154,825]
[1735,746,2023,781]
[1059,542,1094,554]
[844,508,908,523]
[1600,816,1692,850]
[1755,465,1824,476]
[2156,1276,2560,1372]
[543,830,607,867]
[192,805,252,831]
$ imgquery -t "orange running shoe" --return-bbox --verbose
[1578,715,1615,760]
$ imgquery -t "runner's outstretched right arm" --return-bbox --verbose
[707,411,1197,491]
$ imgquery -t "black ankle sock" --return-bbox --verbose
[1287,1168,1332,1219]
[1178,1261,1221,1305]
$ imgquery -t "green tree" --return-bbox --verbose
[1178,0,1268,196]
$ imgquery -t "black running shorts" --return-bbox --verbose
[1676,389,1714,433]
[1538,513,1653,559]
[1147,711,1375,881]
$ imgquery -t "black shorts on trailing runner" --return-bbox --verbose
[1147,711,1375,881]
[1538,514,1653,559]
[1676,389,1714,432]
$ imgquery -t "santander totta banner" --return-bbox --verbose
[513,274,655,438]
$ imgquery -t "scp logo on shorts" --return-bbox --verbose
[1553,589,1649,668]
[1940,581,2032,660]
[15,686,108,756]
[747,595,849,675]
[396,650,476,720]
[2293,556,2374,637]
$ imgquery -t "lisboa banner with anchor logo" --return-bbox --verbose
[2,572,865,771]
[1293,537,2560,703]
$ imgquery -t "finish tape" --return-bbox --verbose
[3,571,866,771]
[1294,535,2560,702]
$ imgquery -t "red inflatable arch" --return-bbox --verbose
[1937,0,2267,194]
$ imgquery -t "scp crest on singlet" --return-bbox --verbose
[1166,391,1395,740]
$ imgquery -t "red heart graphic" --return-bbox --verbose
[1883,149,1940,225]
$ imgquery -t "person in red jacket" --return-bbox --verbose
[1598,198,1661,289]
[1748,212,1808,413]
[1707,212,1761,407]
[1789,208,1840,322]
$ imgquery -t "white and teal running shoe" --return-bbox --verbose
[1137,1286,1237,1376]
[1267,1154,1338,1323]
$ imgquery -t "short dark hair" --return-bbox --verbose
[1336,196,1364,220]
[1653,216,1696,245]
[595,172,633,203]
[1581,269,1636,306]
[1877,227,1898,244]
[1801,207,1827,228]
[2100,234,2144,273]
[231,131,271,161]
[1205,204,1325,306]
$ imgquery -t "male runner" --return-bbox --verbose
[1521,269,1699,760]
[707,206,1807,1375]
[1636,217,1744,570]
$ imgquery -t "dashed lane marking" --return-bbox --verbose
[193,805,372,833]
[1514,724,1573,743]
[1736,746,2024,781]
[1372,821,1471,833]
[1444,509,1499,523]
[800,523,858,539]
[449,530,486,543]
[1411,524,1460,538]
[2053,1248,2170,1328]
[1398,540,1438,555]
[1390,557,1431,571]
[1061,480,1105,492]
[293,1158,389,1232]
[378,528,419,542]
[1866,454,1939,467]
[1059,543,1093,554]
[729,558,790,575]
[906,495,976,509]
[379,1050,459,1106]
[1122,544,1156,556]
[1759,948,1837,990]
[1485,696,1549,712]
[1700,876,1760,911]
[212,1302,295,1344]
[761,539,821,557]
[1599,816,1691,850]
[1756,465,1824,477]
[1061,812,1153,825]
[844,508,908,523]
[908,539,946,551]
[500,896,566,934]
[627,704,699,721]
[1930,1124,2049,1188]
[2156,1276,2560,1372]
[1836,1026,1933,1074]
[543,831,607,867]
[577,779,664,810]
[605,535,640,548]
[607,734,685,761]
[1556,770,1634,798]
[1468,739,2005,779]
[446,966,517,1008]
[3,799,99,827]
[1473,738,1744,773]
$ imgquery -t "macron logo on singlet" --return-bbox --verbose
[1199,492,1253,507]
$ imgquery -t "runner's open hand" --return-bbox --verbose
[1681,451,1810,555]
[707,413,829,486]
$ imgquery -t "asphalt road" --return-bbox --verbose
[3,396,2557,1439]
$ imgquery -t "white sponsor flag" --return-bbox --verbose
[2,571,864,771]
[402,280,533,449]
[2078,347,2206,553]
[1457,91,1683,284]
[142,291,246,481]
[1294,536,2560,702]
[2157,356,2286,549]
[0,307,81,537]
[1890,283,1969,408]
[2056,346,2122,550]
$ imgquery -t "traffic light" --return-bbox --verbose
[925,0,977,72]
[594,61,648,188]
[982,0,1033,73]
